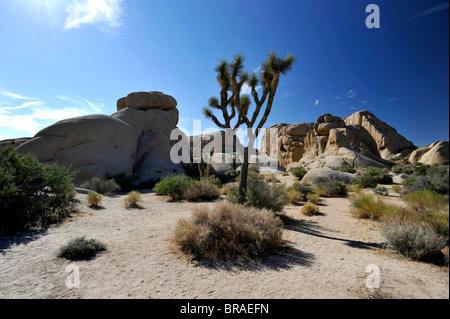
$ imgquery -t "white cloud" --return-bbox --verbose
[65,0,124,31]
[0,90,35,100]
[387,96,410,103]
[314,99,319,106]
[56,95,104,112]
[0,101,44,112]
[345,89,356,99]
[408,2,449,20]
[241,83,262,96]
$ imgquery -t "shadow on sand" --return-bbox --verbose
[0,229,48,253]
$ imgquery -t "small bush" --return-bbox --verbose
[402,165,449,195]
[87,192,102,207]
[227,174,288,212]
[184,181,220,202]
[124,191,142,208]
[288,182,313,201]
[291,167,307,180]
[106,172,139,192]
[381,220,447,263]
[80,177,120,196]
[354,167,393,189]
[391,163,416,175]
[373,186,389,196]
[306,192,322,204]
[287,189,303,204]
[391,185,403,194]
[57,236,106,260]
[338,165,356,173]
[171,202,284,262]
[350,192,403,221]
[301,203,320,216]
[315,180,348,198]
[154,175,194,201]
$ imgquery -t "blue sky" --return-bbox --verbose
[0,0,448,147]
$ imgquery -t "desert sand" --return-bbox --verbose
[0,178,448,299]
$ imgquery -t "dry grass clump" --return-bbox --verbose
[124,191,142,208]
[57,236,106,261]
[184,181,220,202]
[306,192,321,204]
[350,192,402,221]
[172,202,284,262]
[87,192,102,207]
[301,203,320,216]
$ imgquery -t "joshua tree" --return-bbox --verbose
[203,52,295,203]
[350,141,366,169]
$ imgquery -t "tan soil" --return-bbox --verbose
[0,179,448,299]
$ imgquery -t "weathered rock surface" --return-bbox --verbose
[409,141,449,165]
[15,91,183,185]
[343,110,416,159]
[302,167,357,185]
[260,111,395,170]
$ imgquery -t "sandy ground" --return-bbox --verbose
[0,179,448,299]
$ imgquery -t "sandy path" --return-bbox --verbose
[0,189,448,299]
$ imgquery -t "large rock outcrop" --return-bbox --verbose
[15,91,184,184]
[343,110,416,159]
[260,112,395,170]
[409,141,449,165]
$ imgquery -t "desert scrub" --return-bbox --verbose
[291,167,307,180]
[57,236,106,260]
[154,175,194,201]
[315,180,348,198]
[124,191,142,208]
[0,145,75,235]
[353,167,393,189]
[172,202,284,262]
[227,173,288,212]
[287,189,303,205]
[372,186,389,196]
[87,192,102,207]
[106,172,139,192]
[184,181,220,202]
[306,192,321,204]
[350,192,403,221]
[301,203,320,216]
[391,185,403,194]
[337,165,356,174]
[381,220,447,263]
[402,165,449,195]
[391,162,416,175]
[287,182,313,202]
[80,177,120,196]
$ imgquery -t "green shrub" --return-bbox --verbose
[0,146,75,234]
[154,175,194,200]
[87,192,102,207]
[124,190,142,208]
[391,185,403,194]
[301,203,320,216]
[337,165,356,173]
[80,177,120,195]
[350,192,403,221]
[288,182,313,201]
[306,192,322,204]
[391,163,416,175]
[354,167,393,188]
[291,167,307,180]
[106,172,139,192]
[381,220,447,263]
[184,181,220,202]
[57,236,106,260]
[315,180,348,198]
[172,202,284,262]
[227,174,288,212]
[373,186,389,196]
[402,165,449,194]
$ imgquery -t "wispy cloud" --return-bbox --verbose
[241,83,262,96]
[65,0,124,31]
[344,89,356,99]
[0,90,35,100]
[387,96,410,103]
[408,2,449,20]
[0,90,105,138]
[314,99,320,106]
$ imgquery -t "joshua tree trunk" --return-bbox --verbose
[237,148,249,203]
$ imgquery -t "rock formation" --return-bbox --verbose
[260,111,397,170]
[409,141,449,165]
[15,91,184,184]
[343,110,416,159]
